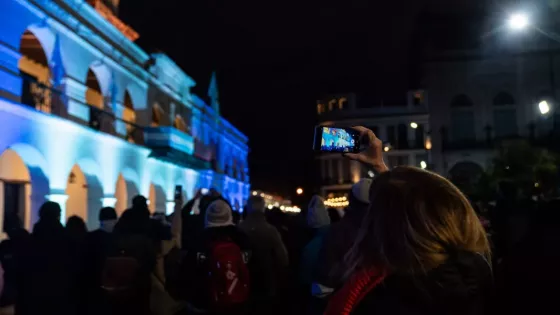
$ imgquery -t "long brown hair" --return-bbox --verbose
[337,166,491,279]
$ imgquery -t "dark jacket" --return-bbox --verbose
[239,212,289,297]
[352,251,493,315]
[18,220,76,315]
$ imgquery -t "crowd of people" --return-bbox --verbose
[0,126,557,315]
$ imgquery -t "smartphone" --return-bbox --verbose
[313,126,360,153]
[174,185,182,200]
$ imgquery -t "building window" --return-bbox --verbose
[450,94,475,142]
[413,91,424,106]
[341,158,351,183]
[387,125,396,146]
[415,124,425,148]
[493,92,517,138]
[328,99,336,111]
[397,124,408,149]
[317,102,326,114]
[338,97,348,110]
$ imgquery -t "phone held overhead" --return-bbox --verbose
[313,126,361,153]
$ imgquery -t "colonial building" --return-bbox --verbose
[0,0,250,232]
[316,92,431,198]
[424,47,558,188]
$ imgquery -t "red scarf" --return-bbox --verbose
[324,267,388,315]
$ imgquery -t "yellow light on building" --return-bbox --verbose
[384,146,390,152]
[296,188,303,195]
[252,191,257,196]
[425,136,432,150]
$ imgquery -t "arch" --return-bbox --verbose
[123,90,137,143]
[18,29,52,113]
[450,94,473,107]
[0,146,49,230]
[148,183,166,214]
[115,171,140,216]
[85,67,104,109]
[449,161,484,194]
[493,92,515,106]
[88,62,113,100]
[151,103,164,127]
[173,115,187,133]
[65,164,87,222]
[75,158,104,229]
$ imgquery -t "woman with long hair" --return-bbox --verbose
[325,127,492,315]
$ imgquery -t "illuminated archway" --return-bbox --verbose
[65,165,87,223]
[148,183,167,214]
[0,149,31,234]
[115,173,140,216]
[64,160,104,230]
[18,30,52,113]
[85,68,103,109]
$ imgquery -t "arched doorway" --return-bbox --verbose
[64,164,104,230]
[148,183,167,214]
[18,30,51,113]
[65,165,87,223]
[115,173,140,216]
[86,68,104,130]
[123,90,136,143]
[0,149,31,234]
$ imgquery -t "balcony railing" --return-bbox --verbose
[14,73,211,170]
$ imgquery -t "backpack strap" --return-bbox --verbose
[324,266,388,315]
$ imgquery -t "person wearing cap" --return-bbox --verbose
[239,195,289,307]
[184,200,250,312]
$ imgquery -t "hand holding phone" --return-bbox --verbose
[344,126,388,173]
[313,126,361,153]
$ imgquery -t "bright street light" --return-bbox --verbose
[296,188,303,195]
[420,161,427,169]
[384,146,390,152]
[508,13,529,31]
[410,122,418,129]
[539,100,551,115]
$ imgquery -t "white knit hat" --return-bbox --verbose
[351,178,373,204]
[205,200,234,228]
[307,195,330,228]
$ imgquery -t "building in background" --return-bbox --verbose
[424,46,559,189]
[315,92,431,198]
[0,0,250,232]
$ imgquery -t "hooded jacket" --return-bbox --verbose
[352,251,492,315]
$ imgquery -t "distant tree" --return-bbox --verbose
[484,140,559,200]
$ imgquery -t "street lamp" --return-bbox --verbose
[296,188,303,195]
[539,100,551,115]
[508,13,529,31]
[410,122,418,129]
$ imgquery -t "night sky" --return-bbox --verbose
[119,0,507,198]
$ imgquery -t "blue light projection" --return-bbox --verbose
[0,0,250,229]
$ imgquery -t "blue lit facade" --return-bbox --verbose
[0,0,249,232]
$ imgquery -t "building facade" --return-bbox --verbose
[317,47,560,199]
[316,92,431,199]
[424,48,558,188]
[0,0,250,233]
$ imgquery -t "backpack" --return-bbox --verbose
[202,239,250,309]
[101,246,142,300]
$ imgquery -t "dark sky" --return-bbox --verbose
[119,0,517,198]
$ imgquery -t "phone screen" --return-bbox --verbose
[316,126,360,153]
